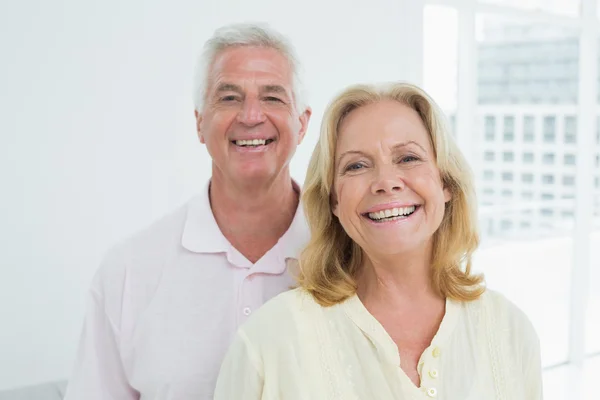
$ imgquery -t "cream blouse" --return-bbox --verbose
[214,288,542,400]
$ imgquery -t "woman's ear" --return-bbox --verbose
[443,187,452,203]
[331,192,339,217]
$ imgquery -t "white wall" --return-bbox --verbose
[0,0,420,390]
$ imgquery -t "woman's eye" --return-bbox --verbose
[345,163,365,172]
[400,155,419,163]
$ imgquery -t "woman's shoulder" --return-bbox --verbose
[237,288,323,345]
[251,287,321,318]
[475,289,540,345]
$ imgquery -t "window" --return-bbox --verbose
[483,188,494,195]
[543,153,555,165]
[523,115,535,142]
[503,151,514,162]
[522,173,534,183]
[522,191,534,200]
[484,151,495,161]
[502,172,513,181]
[503,116,515,142]
[564,154,576,165]
[502,189,512,197]
[451,12,589,381]
[564,116,577,144]
[562,210,574,218]
[541,208,554,217]
[484,170,494,180]
[543,116,556,143]
[485,116,496,141]
[501,219,513,230]
[563,175,575,186]
[523,152,534,163]
[478,0,579,17]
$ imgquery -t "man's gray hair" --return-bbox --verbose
[193,23,307,113]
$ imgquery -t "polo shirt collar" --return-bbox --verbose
[181,180,309,261]
[181,180,229,253]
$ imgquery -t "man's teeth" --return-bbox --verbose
[368,206,416,220]
[235,139,267,146]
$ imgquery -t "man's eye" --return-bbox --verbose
[264,96,284,103]
[220,95,239,102]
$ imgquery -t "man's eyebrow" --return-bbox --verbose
[261,85,288,95]
[215,83,243,93]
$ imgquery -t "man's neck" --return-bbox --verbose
[209,169,299,263]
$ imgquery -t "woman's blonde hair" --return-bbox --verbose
[297,82,484,306]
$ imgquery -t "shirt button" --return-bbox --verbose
[432,347,441,358]
[429,369,439,379]
[243,307,252,316]
[427,387,437,397]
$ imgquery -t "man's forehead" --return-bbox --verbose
[214,82,289,93]
[209,47,293,85]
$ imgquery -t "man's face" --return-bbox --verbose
[196,46,311,185]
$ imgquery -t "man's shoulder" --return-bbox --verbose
[123,200,192,255]
[91,198,195,291]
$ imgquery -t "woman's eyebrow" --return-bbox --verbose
[336,150,368,169]
[391,140,427,153]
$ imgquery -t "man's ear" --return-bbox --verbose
[195,110,205,144]
[296,107,312,145]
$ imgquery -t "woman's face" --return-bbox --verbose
[332,100,451,258]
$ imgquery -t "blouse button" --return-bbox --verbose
[432,346,441,358]
[429,369,439,379]
[427,387,437,397]
[243,307,252,316]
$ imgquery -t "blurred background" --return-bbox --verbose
[0,0,598,398]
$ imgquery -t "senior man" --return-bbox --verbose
[64,22,311,399]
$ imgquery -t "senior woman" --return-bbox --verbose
[213,82,542,399]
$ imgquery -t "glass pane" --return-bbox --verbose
[478,0,580,17]
[588,231,600,355]
[474,14,580,367]
[423,5,458,118]
[586,121,600,354]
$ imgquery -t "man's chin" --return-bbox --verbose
[230,166,278,183]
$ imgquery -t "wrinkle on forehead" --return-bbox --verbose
[209,47,293,91]
[337,102,433,156]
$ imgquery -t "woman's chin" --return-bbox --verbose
[362,238,424,257]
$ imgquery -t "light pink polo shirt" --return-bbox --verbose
[64,181,309,400]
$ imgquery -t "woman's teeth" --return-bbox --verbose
[368,206,416,221]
